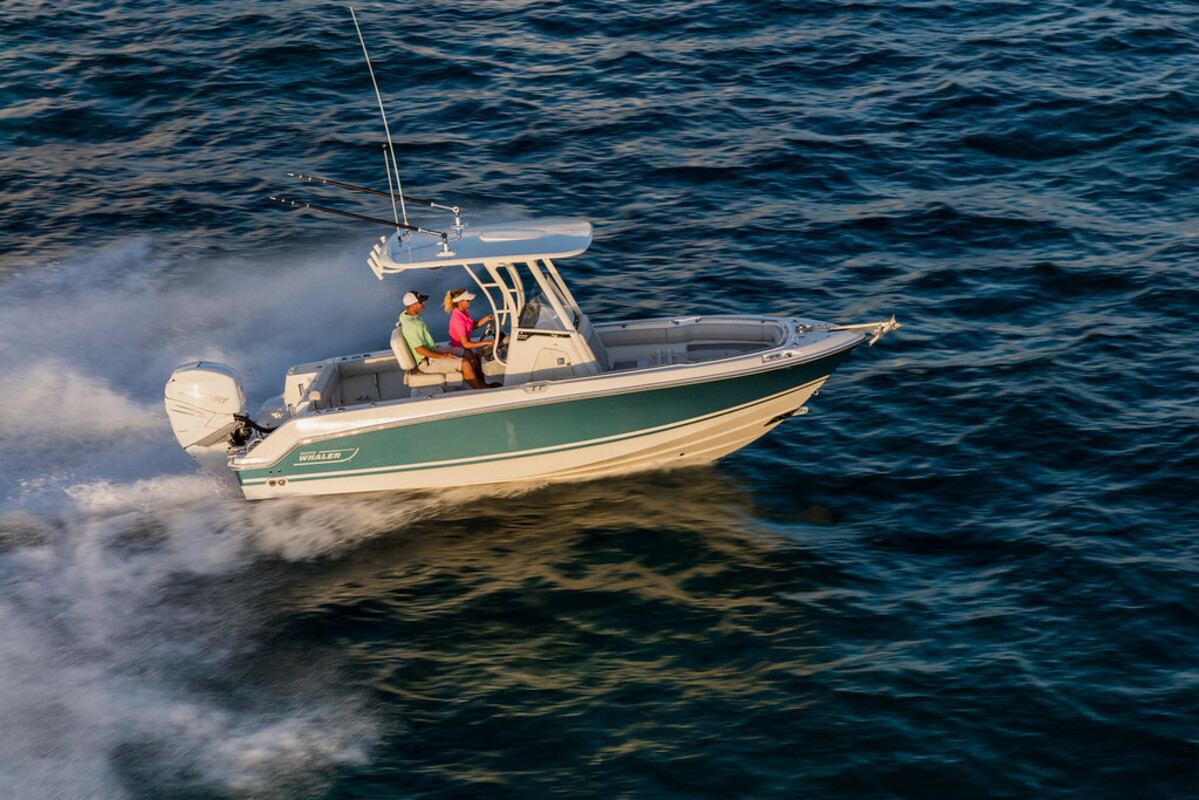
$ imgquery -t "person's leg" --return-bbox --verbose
[458,357,489,390]
[420,354,489,390]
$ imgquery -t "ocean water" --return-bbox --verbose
[1,1,1197,797]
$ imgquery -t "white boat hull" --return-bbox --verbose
[238,375,829,499]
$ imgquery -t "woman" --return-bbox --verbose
[443,288,496,374]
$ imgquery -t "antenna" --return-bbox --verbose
[350,6,408,229]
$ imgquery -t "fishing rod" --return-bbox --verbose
[288,172,463,226]
[269,196,452,250]
[350,6,407,228]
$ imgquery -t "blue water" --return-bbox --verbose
[2,1,1197,797]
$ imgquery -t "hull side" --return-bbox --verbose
[237,347,854,499]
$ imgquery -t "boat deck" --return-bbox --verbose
[260,316,790,420]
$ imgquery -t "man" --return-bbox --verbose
[397,290,493,390]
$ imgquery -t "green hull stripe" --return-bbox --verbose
[248,377,807,486]
[237,350,851,487]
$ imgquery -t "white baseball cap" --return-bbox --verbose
[402,291,429,307]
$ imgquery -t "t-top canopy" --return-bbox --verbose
[369,217,593,277]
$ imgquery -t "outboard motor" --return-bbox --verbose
[164,361,248,464]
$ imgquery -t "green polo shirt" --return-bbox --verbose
[398,312,435,360]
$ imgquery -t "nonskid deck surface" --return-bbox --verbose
[595,316,786,371]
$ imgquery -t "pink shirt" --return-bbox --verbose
[448,307,476,348]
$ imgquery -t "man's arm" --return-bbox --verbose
[414,344,453,359]
[401,315,451,359]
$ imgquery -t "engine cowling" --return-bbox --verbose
[164,361,247,453]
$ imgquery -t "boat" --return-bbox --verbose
[162,14,899,500]
[164,207,898,499]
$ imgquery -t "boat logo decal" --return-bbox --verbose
[295,447,360,466]
[176,388,232,405]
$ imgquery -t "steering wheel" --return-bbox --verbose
[479,318,506,360]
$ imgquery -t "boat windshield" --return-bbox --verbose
[518,292,571,332]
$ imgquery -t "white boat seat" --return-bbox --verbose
[390,325,463,391]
